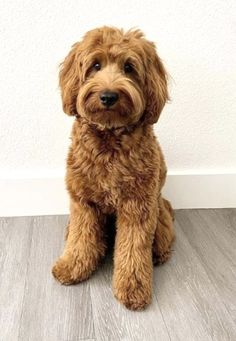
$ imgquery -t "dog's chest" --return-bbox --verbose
[73,138,130,202]
[68,123,158,211]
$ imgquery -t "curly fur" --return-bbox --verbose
[52,26,175,310]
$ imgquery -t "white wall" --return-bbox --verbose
[1,0,236,214]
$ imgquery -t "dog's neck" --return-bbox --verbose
[75,114,145,137]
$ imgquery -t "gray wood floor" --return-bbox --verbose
[0,209,236,341]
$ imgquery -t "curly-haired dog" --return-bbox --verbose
[52,26,175,310]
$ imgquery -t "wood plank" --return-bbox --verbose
[154,218,236,341]
[90,254,170,341]
[18,215,94,341]
[204,209,236,259]
[213,208,236,233]
[176,209,236,325]
[0,217,32,341]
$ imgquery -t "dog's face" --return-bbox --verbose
[60,27,168,128]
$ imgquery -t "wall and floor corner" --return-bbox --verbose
[1,1,236,216]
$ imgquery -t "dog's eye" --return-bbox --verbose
[93,62,101,71]
[124,62,134,73]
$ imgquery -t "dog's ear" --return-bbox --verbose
[59,42,82,116]
[143,41,169,124]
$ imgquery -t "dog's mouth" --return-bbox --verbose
[91,108,116,114]
[89,108,129,118]
[88,104,133,119]
[80,104,134,129]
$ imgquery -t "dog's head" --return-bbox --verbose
[59,26,168,128]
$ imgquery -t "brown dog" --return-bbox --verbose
[52,26,175,310]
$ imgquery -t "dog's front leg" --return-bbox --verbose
[113,199,157,310]
[52,199,106,285]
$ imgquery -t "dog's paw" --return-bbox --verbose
[153,249,172,266]
[52,255,92,285]
[52,257,76,285]
[113,278,151,310]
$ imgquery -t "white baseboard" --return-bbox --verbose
[0,171,235,217]
[163,172,236,210]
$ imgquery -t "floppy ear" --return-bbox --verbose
[143,41,169,124]
[59,42,81,116]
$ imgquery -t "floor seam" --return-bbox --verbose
[153,287,172,341]
[88,281,97,341]
[17,216,35,341]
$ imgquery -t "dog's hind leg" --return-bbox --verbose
[152,195,175,265]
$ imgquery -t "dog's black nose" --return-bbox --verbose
[100,91,119,107]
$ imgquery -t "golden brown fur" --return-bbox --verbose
[52,26,175,310]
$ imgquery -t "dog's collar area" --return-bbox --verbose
[75,114,145,136]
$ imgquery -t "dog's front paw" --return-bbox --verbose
[52,257,75,285]
[113,276,152,310]
[52,254,94,285]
